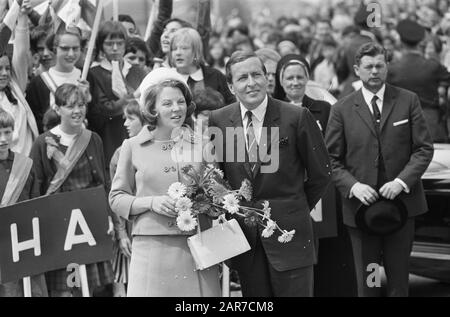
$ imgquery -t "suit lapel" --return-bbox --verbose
[380,84,398,132]
[229,103,253,181]
[353,90,377,137]
[254,98,280,178]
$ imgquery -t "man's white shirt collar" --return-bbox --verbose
[239,95,268,146]
[239,95,268,123]
[361,84,386,113]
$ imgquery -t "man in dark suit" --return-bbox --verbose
[209,51,332,297]
[326,43,434,297]
[387,19,450,143]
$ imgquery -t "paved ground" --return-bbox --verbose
[228,273,450,297]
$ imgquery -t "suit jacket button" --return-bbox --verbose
[164,167,170,173]
[162,144,167,151]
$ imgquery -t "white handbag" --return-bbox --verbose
[187,218,251,271]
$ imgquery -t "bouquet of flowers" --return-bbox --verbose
[167,164,295,243]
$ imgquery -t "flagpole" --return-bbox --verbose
[81,0,104,81]
[144,0,158,41]
[79,265,90,297]
[23,277,32,297]
[112,0,118,21]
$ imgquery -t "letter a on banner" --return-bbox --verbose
[64,209,97,251]
[11,218,42,263]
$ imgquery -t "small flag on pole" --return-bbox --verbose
[51,0,98,31]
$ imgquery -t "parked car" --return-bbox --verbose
[411,143,450,283]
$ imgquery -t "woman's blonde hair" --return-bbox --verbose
[169,28,205,68]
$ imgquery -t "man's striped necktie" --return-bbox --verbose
[246,111,258,174]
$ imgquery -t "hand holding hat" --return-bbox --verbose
[379,181,404,200]
[352,182,379,206]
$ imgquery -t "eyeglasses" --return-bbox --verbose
[103,40,126,48]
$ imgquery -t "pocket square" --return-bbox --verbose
[393,119,409,127]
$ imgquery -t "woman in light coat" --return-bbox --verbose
[109,76,220,297]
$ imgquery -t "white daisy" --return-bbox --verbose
[213,168,224,178]
[168,182,187,200]
[176,197,193,213]
[262,201,271,219]
[222,194,240,214]
[261,220,277,238]
[176,211,198,232]
[238,179,252,201]
[278,230,296,243]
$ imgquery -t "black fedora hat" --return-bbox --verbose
[355,198,408,236]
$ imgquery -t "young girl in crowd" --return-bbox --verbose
[169,27,235,105]
[87,21,147,167]
[26,27,87,133]
[30,84,114,297]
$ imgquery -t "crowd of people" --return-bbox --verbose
[0,0,448,297]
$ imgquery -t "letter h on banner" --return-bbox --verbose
[10,218,42,263]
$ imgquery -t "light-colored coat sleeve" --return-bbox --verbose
[109,139,137,220]
[12,14,30,92]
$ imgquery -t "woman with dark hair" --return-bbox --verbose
[274,54,331,133]
[87,21,147,167]
[170,27,235,105]
[30,84,114,297]
[29,25,55,77]
[109,75,220,297]
[124,37,151,72]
